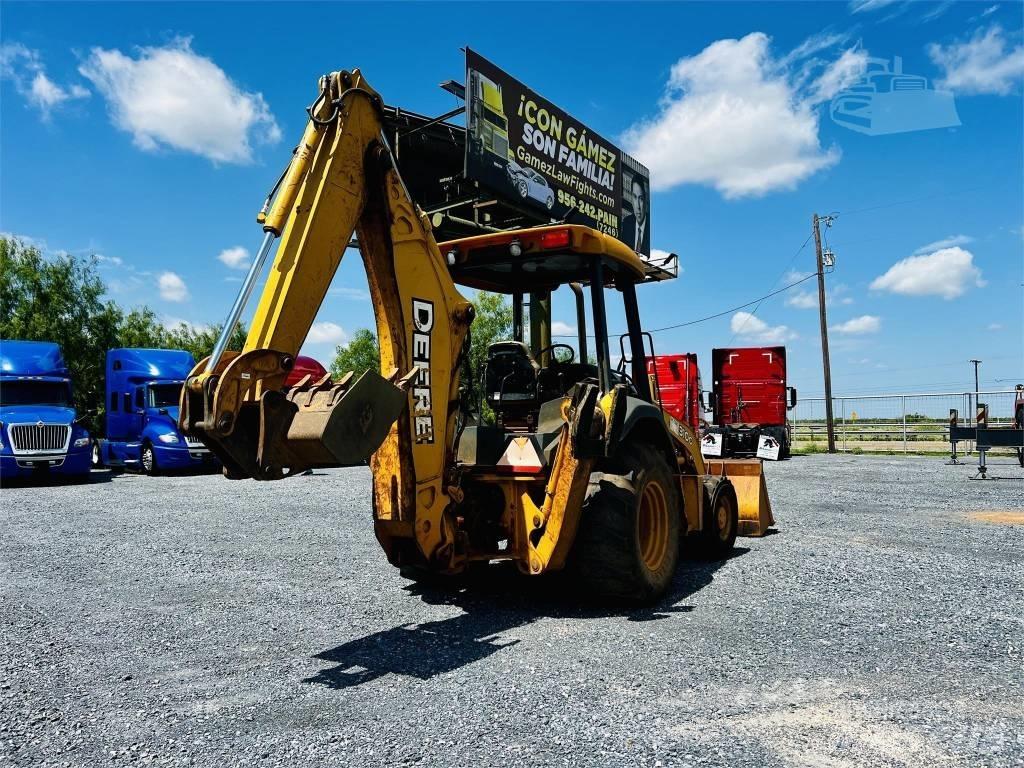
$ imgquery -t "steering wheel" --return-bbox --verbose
[536,343,575,365]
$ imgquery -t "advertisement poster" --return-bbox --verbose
[465,49,651,256]
[701,432,723,457]
[756,434,782,461]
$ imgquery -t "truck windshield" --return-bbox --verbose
[147,383,182,409]
[0,380,72,407]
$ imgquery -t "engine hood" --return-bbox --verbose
[0,404,77,425]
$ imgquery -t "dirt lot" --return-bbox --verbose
[2,455,1023,767]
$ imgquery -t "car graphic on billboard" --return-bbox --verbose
[506,161,555,209]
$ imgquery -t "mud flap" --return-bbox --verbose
[704,458,775,536]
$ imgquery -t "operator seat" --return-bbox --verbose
[483,341,540,431]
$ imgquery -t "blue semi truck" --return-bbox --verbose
[92,348,215,473]
[0,340,92,481]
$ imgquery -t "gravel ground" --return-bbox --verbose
[1,455,1023,767]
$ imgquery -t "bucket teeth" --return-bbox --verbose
[253,367,410,479]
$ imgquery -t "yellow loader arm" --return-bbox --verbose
[180,70,477,560]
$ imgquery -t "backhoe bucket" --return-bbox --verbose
[255,369,408,479]
[705,459,774,536]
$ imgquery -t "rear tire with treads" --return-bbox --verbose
[569,444,681,602]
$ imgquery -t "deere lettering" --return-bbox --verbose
[411,299,434,444]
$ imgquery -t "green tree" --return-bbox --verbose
[330,328,380,377]
[118,307,169,349]
[467,292,512,388]
[0,237,123,427]
[164,321,248,362]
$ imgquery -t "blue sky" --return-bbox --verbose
[2,1,1022,397]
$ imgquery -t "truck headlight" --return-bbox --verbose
[158,433,180,444]
[74,437,90,448]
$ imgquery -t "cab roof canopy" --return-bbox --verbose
[440,225,646,294]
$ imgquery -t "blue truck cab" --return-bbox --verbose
[94,348,214,473]
[0,340,92,481]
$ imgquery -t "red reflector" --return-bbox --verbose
[539,229,571,249]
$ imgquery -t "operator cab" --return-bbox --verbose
[442,225,677,467]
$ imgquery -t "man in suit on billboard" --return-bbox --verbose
[621,173,650,255]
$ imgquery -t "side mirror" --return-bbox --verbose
[787,387,798,409]
[699,391,709,411]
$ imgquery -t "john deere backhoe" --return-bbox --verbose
[180,68,774,601]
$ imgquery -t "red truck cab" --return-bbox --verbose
[285,356,329,387]
[710,346,796,459]
[647,353,702,434]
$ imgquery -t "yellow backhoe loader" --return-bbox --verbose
[180,68,774,601]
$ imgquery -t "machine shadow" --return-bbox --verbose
[304,548,748,689]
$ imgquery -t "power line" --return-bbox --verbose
[727,231,815,344]
[649,271,819,333]
[550,271,820,339]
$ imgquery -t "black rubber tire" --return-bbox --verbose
[569,444,681,603]
[91,440,104,469]
[141,442,158,476]
[694,480,738,560]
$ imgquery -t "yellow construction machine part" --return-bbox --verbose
[704,459,775,536]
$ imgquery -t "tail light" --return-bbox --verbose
[539,229,571,249]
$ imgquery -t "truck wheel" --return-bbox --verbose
[141,442,158,476]
[91,440,104,469]
[692,480,738,560]
[569,444,681,602]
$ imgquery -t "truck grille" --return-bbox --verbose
[184,435,206,449]
[8,423,72,453]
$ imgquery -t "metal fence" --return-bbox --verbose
[791,390,1021,454]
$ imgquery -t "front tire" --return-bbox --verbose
[517,180,529,199]
[693,479,738,559]
[91,440,104,469]
[569,444,681,602]
[141,442,158,476]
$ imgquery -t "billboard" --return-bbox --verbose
[465,49,651,256]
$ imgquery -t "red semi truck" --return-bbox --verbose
[648,346,796,460]
[646,353,703,434]
[708,346,796,459]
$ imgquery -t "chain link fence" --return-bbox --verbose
[791,390,1022,454]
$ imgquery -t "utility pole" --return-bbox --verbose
[813,213,837,453]
[970,359,981,407]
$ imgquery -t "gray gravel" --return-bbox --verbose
[1,455,1023,767]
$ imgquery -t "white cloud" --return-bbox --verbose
[786,283,852,309]
[79,37,281,164]
[870,246,985,299]
[988,322,1003,330]
[831,315,881,334]
[93,254,124,266]
[849,0,900,12]
[551,321,577,337]
[217,246,250,270]
[622,32,858,199]
[0,43,89,119]
[306,321,347,345]
[912,234,973,255]
[328,286,371,301]
[730,311,796,343]
[158,271,189,302]
[161,315,208,333]
[807,48,870,103]
[928,26,1024,96]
